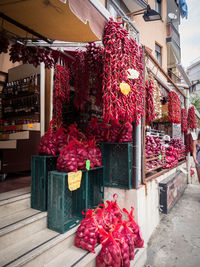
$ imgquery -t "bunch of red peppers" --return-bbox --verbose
[187,106,197,130]
[102,18,144,124]
[145,80,155,122]
[53,64,70,126]
[181,108,187,133]
[168,91,181,123]
[73,43,103,110]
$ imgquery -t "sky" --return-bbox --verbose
[179,0,200,69]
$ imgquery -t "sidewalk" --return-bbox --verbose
[145,183,200,267]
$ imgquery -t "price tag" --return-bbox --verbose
[159,155,162,160]
[68,171,82,191]
[1,134,7,139]
[126,68,139,79]
[86,160,90,171]
[120,82,131,95]
[28,124,33,128]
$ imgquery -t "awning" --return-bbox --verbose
[0,0,108,42]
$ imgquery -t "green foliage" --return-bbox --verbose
[191,92,200,114]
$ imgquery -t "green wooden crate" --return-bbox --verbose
[47,167,104,234]
[101,143,132,189]
[31,155,58,211]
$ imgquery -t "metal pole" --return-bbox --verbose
[132,121,141,188]
[186,89,191,183]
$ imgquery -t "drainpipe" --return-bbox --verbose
[132,121,141,188]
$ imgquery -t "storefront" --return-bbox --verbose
[0,1,199,266]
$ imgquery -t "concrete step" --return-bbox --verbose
[0,209,47,249]
[0,228,58,266]
[0,191,30,219]
[46,244,101,267]
[46,245,147,267]
[4,226,78,267]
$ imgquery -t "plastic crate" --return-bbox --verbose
[101,143,132,189]
[47,167,104,234]
[31,155,58,211]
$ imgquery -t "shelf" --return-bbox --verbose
[0,123,40,132]
[2,113,40,120]
[146,165,163,173]
[146,156,159,162]
[2,91,39,100]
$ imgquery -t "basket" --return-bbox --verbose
[47,167,104,233]
[101,143,132,189]
[31,155,58,211]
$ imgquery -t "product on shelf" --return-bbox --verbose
[164,145,178,169]
[145,136,165,157]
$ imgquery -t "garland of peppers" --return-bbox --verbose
[9,42,55,68]
[188,106,197,129]
[102,18,144,124]
[0,32,9,54]
[73,51,89,110]
[73,43,103,110]
[85,43,103,107]
[53,64,70,126]
[145,80,155,122]
[168,91,181,123]
[181,108,187,133]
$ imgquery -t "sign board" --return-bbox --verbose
[172,123,181,139]
[68,171,82,191]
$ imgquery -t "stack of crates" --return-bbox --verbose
[31,155,58,211]
[48,167,104,233]
[101,143,132,189]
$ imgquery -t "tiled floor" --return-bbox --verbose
[0,172,31,193]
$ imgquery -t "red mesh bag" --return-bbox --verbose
[75,209,99,253]
[123,207,144,248]
[66,123,86,144]
[108,120,121,143]
[56,141,78,172]
[118,122,133,143]
[86,138,102,169]
[38,120,57,156]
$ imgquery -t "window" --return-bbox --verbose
[155,0,162,16]
[155,43,162,65]
[106,0,119,19]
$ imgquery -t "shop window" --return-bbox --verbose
[155,0,162,16]
[155,43,162,65]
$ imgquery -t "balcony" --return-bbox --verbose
[166,22,181,66]
[123,0,148,11]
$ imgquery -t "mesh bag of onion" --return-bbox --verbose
[56,140,88,172]
[56,126,68,153]
[97,224,130,267]
[56,141,78,172]
[75,209,99,253]
[121,222,135,260]
[86,138,102,169]
[108,120,121,143]
[86,118,109,143]
[38,120,57,156]
[97,230,122,267]
[123,208,144,248]
[118,122,133,143]
[85,118,99,138]
[66,123,86,144]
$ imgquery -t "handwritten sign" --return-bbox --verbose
[68,171,82,191]
[120,82,131,95]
